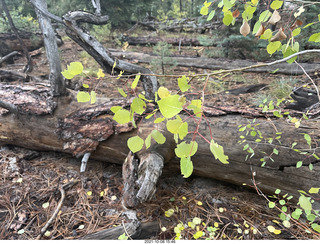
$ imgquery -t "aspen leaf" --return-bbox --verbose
[175,141,198,158]
[127,136,144,153]
[131,74,141,89]
[270,28,287,42]
[165,208,174,217]
[90,91,96,104]
[117,88,127,98]
[67,62,83,76]
[113,109,131,124]
[145,134,151,149]
[259,10,272,22]
[267,41,281,55]
[309,33,320,43]
[267,225,275,233]
[268,10,281,25]
[294,6,305,18]
[240,21,250,37]
[97,68,105,78]
[42,202,50,209]
[260,29,272,39]
[82,84,89,88]
[131,97,146,115]
[178,75,191,92]
[158,87,170,99]
[151,130,166,144]
[180,156,193,178]
[255,23,265,37]
[270,0,283,10]
[309,187,320,194]
[77,91,91,103]
[232,9,240,18]
[157,95,183,119]
[207,10,215,21]
[210,139,229,164]
[223,11,233,26]
[292,28,301,37]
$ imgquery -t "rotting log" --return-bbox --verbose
[110,50,320,75]
[121,36,205,46]
[0,83,320,208]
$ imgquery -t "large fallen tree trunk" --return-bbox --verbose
[110,50,320,75]
[0,82,319,208]
[121,36,206,46]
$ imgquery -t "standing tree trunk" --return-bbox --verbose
[30,0,65,96]
[1,0,33,72]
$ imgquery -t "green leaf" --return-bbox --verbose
[127,136,144,153]
[154,117,165,124]
[67,62,83,76]
[90,91,96,104]
[292,208,302,220]
[61,70,74,79]
[131,97,146,115]
[279,199,286,205]
[259,10,272,22]
[308,33,320,42]
[309,187,320,194]
[273,148,279,155]
[210,139,229,164]
[77,91,91,103]
[188,99,202,117]
[200,6,209,16]
[270,0,283,10]
[158,86,171,99]
[282,46,297,64]
[304,133,311,146]
[151,130,166,144]
[110,106,122,113]
[118,233,128,240]
[252,21,261,34]
[83,84,89,88]
[207,10,216,21]
[157,95,183,119]
[145,134,152,149]
[131,74,141,89]
[180,156,193,178]
[260,29,272,39]
[113,109,131,124]
[269,202,275,208]
[223,11,234,26]
[117,88,127,98]
[193,231,203,240]
[298,195,312,211]
[296,161,303,168]
[175,141,198,158]
[267,41,281,55]
[179,122,188,140]
[275,189,281,194]
[192,217,201,225]
[311,223,320,233]
[178,75,191,92]
[292,28,301,37]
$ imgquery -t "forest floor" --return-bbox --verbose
[0,29,319,240]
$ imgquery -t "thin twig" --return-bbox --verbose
[36,180,79,240]
[121,220,133,240]
[294,60,320,101]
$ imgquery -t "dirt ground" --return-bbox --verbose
[0,30,320,240]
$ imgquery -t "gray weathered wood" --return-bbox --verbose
[30,0,65,96]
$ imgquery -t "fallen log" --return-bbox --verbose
[0,82,319,208]
[121,36,205,46]
[110,50,320,75]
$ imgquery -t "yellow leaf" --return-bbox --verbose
[97,68,105,78]
[214,222,219,228]
[197,201,203,206]
[267,225,275,233]
[251,0,259,5]
[87,191,92,196]
[274,229,281,235]
[290,117,299,123]
[158,87,171,99]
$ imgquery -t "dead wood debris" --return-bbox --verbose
[0,146,318,240]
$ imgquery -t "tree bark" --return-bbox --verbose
[30,0,65,96]
[122,36,205,46]
[0,82,319,207]
[110,50,320,75]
